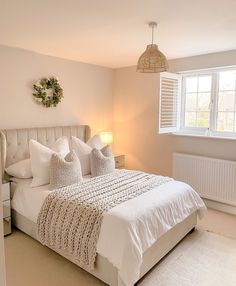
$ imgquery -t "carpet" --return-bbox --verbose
[139,230,236,286]
[5,229,236,286]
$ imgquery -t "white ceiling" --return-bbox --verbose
[1,0,236,68]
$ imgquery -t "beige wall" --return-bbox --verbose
[0,45,113,134]
[1,45,236,177]
[113,50,236,176]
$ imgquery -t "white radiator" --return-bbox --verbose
[173,153,236,206]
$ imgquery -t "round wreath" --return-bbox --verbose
[33,77,63,108]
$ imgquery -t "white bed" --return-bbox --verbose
[0,126,206,286]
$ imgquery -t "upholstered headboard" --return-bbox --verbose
[0,125,91,181]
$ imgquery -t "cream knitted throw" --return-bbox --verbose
[37,169,172,269]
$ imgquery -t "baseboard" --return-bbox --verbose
[203,198,236,215]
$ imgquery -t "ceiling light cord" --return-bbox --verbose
[149,22,157,45]
[152,25,154,44]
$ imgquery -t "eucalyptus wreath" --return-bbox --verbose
[32,77,63,107]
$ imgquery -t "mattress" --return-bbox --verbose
[11,174,206,286]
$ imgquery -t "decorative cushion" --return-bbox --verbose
[90,145,115,177]
[72,135,104,176]
[5,158,32,179]
[30,137,70,187]
[50,150,82,190]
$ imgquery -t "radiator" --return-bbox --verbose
[173,153,236,206]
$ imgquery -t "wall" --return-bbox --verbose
[113,50,236,176]
[1,45,236,177]
[0,45,113,134]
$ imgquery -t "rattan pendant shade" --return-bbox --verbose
[137,22,168,73]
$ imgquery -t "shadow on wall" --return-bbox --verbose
[113,106,176,176]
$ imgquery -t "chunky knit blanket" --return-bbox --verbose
[37,169,172,269]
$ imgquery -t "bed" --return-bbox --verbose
[0,125,206,286]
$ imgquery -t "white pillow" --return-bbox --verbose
[71,135,104,176]
[5,158,32,179]
[87,134,104,149]
[30,137,70,187]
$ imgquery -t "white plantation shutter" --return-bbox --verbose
[158,72,182,134]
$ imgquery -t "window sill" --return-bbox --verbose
[172,132,236,141]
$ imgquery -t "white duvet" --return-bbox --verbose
[11,175,206,286]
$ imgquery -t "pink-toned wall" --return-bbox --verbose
[113,50,236,176]
[0,45,113,135]
[1,45,236,177]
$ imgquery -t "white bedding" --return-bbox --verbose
[11,174,206,286]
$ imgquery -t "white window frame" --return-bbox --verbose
[178,66,236,139]
[180,71,213,135]
[159,66,236,139]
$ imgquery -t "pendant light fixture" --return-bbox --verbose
[137,22,168,73]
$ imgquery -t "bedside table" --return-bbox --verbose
[2,182,11,236]
[115,154,125,169]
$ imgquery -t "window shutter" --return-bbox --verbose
[158,72,182,134]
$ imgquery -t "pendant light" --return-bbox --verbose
[137,22,168,73]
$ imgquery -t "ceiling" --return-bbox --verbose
[1,0,236,68]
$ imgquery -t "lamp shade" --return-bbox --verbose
[137,44,168,73]
[99,132,113,145]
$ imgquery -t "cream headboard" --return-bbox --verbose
[0,125,91,181]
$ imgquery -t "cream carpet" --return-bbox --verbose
[197,208,236,240]
[4,228,236,286]
[138,230,236,286]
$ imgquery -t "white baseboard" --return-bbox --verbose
[203,198,236,215]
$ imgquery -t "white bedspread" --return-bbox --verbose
[11,175,206,286]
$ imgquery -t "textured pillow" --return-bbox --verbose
[30,137,70,187]
[5,158,32,179]
[90,145,115,177]
[72,135,104,176]
[50,150,82,190]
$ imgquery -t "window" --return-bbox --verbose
[159,68,236,138]
[183,74,212,129]
[217,70,236,133]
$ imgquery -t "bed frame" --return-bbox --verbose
[0,125,197,286]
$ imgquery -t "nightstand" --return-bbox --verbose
[2,182,11,236]
[115,154,125,169]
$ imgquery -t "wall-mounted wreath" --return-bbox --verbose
[32,77,63,108]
